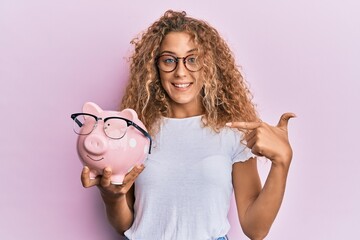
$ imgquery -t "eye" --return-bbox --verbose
[162,57,176,64]
[158,55,177,65]
[186,56,197,64]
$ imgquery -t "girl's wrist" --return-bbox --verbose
[270,155,292,169]
[99,189,126,203]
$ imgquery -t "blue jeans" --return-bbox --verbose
[125,235,228,240]
[217,236,229,240]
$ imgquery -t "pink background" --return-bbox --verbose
[1,0,359,239]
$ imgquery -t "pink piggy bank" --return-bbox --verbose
[71,102,152,184]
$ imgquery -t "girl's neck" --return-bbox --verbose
[167,103,205,118]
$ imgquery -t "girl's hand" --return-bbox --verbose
[81,165,145,200]
[227,113,296,167]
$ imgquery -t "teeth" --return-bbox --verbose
[174,83,191,88]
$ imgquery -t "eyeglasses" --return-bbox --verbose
[70,113,152,154]
[156,54,202,73]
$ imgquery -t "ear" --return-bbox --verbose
[120,108,138,120]
[83,102,103,115]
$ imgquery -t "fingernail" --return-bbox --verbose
[136,164,144,170]
[225,122,232,127]
[83,166,89,172]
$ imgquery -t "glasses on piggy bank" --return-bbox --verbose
[71,113,152,154]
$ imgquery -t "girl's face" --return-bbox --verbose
[158,31,204,117]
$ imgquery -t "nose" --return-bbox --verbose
[174,59,187,77]
[84,134,108,155]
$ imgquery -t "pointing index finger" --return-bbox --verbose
[226,121,262,130]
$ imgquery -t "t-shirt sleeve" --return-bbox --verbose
[231,130,255,163]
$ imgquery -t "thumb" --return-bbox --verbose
[276,112,296,130]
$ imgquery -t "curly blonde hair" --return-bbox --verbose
[121,10,259,137]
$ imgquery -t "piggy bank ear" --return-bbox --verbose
[83,102,102,115]
[120,108,138,120]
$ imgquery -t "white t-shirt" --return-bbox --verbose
[125,116,254,240]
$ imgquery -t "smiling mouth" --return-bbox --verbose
[86,155,104,161]
[172,83,192,88]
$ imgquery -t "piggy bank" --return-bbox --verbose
[71,102,152,184]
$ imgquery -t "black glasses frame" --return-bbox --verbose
[71,113,152,154]
[156,54,202,73]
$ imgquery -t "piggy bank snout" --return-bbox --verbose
[84,134,108,155]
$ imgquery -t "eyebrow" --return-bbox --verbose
[159,48,198,56]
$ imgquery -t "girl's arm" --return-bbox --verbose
[233,157,290,239]
[229,113,295,239]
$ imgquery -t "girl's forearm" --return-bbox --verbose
[101,194,134,235]
[242,163,290,239]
